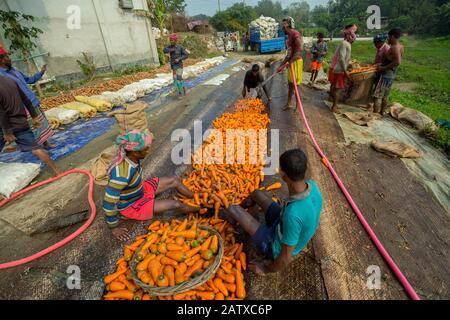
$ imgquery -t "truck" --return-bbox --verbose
[249,26,286,54]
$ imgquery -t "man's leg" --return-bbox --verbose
[155,175,194,198]
[32,148,60,176]
[241,189,274,212]
[380,97,389,115]
[330,85,339,113]
[224,205,261,236]
[283,82,294,111]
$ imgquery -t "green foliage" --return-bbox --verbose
[286,1,311,28]
[181,35,208,58]
[76,52,96,81]
[0,10,43,55]
[210,3,257,32]
[254,0,285,21]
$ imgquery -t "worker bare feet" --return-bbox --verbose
[282,104,293,111]
[44,142,57,150]
[112,227,130,241]
[331,106,340,114]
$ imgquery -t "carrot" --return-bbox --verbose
[166,250,187,262]
[207,278,219,293]
[175,236,185,246]
[142,294,151,300]
[214,201,220,219]
[196,291,215,300]
[224,282,236,293]
[123,247,133,261]
[103,268,127,285]
[148,220,160,230]
[118,275,138,292]
[213,278,229,296]
[239,252,247,271]
[266,182,282,191]
[148,258,162,283]
[185,246,202,258]
[176,219,188,232]
[175,268,185,284]
[209,235,219,254]
[109,281,126,291]
[217,269,235,283]
[186,254,201,267]
[215,292,225,300]
[176,262,187,274]
[166,243,185,251]
[201,236,213,251]
[138,271,153,285]
[234,243,243,259]
[157,274,169,287]
[184,259,204,278]
[201,249,214,260]
[160,256,178,267]
[158,242,167,254]
[170,230,196,239]
[194,193,200,205]
[203,192,208,203]
[136,253,156,272]
[235,262,246,299]
[104,290,134,300]
[164,265,176,287]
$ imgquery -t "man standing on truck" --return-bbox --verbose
[164,34,189,97]
[277,17,303,112]
[242,64,272,102]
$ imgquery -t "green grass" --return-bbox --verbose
[324,36,450,151]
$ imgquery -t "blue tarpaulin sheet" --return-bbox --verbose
[0,60,238,165]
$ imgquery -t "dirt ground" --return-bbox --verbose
[0,56,448,300]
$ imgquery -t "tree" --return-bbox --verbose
[0,10,44,96]
[254,0,285,21]
[286,1,311,28]
[210,3,257,32]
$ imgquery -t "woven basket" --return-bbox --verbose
[129,224,224,296]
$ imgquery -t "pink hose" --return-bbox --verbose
[0,169,96,270]
[289,64,420,300]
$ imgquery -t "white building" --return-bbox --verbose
[0,0,159,81]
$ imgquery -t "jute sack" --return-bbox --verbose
[90,151,114,186]
[108,101,149,134]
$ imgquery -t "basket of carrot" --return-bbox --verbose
[348,65,378,82]
[128,219,224,296]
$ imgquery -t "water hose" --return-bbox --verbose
[288,63,420,300]
[0,169,96,270]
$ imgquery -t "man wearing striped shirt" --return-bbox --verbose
[103,129,199,240]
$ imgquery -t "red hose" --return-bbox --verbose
[289,64,420,300]
[0,169,96,270]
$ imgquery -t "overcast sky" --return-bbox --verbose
[185,0,329,17]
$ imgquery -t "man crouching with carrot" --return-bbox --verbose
[224,148,323,275]
[103,128,199,241]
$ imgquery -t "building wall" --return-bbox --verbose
[0,0,159,81]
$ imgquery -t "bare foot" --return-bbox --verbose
[112,227,130,241]
[331,106,340,114]
[282,104,293,111]
[44,142,57,150]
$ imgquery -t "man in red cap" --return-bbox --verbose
[163,34,189,97]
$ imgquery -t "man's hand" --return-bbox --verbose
[41,64,47,74]
[31,117,42,129]
[268,96,273,102]
[249,262,266,276]
[4,133,16,144]
[174,59,180,64]
[112,227,130,241]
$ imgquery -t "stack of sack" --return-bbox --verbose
[250,16,279,40]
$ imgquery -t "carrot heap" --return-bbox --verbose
[179,99,270,217]
[103,215,247,300]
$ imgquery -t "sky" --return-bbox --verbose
[185,0,329,17]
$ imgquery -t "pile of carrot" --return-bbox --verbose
[349,65,378,74]
[179,99,271,217]
[103,215,247,300]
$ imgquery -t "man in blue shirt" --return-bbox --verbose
[224,148,323,275]
[163,34,189,97]
[0,47,55,149]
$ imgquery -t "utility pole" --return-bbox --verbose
[218,0,221,12]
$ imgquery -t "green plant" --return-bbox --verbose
[76,52,96,81]
[181,35,208,59]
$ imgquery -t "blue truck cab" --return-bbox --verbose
[249,26,286,54]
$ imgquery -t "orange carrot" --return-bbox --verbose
[213,278,229,296]
[104,290,134,300]
[239,252,247,271]
[185,259,204,278]
[235,261,246,299]
[163,265,175,287]
[266,182,282,191]
[160,256,178,266]
[109,281,126,291]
